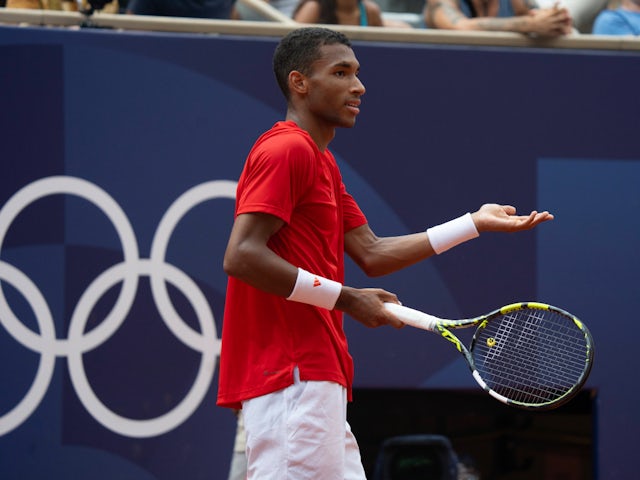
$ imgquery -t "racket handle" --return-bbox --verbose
[384,302,438,331]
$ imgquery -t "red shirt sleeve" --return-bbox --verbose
[236,130,315,224]
[340,181,367,233]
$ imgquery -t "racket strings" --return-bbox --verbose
[471,309,591,406]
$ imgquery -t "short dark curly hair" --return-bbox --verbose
[273,27,352,101]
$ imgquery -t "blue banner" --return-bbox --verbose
[1,24,639,479]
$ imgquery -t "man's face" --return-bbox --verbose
[303,44,366,129]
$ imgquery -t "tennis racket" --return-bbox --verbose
[384,301,594,410]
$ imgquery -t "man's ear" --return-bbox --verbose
[289,70,308,94]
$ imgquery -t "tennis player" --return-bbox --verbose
[217,26,553,479]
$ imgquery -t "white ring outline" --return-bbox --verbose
[0,176,139,355]
[0,261,56,436]
[0,176,235,437]
[67,259,216,438]
[150,180,236,352]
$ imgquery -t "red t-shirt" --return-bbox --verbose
[217,121,367,409]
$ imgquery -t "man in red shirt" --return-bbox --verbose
[218,26,553,479]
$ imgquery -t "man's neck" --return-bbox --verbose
[286,110,335,152]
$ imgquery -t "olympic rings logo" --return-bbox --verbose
[0,176,236,438]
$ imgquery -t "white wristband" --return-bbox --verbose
[426,212,479,254]
[286,268,342,310]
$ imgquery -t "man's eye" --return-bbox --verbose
[335,71,345,77]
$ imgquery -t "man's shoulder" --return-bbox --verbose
[254,122,317,155]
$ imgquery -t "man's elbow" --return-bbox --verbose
[222,253,236,278]
[223,248,245,279]
[354,255,387,278]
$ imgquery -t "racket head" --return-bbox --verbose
[468,302,594,410]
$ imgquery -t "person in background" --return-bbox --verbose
[424,0,573,37]
[217,26,554,479]
[4,0,40,6]
[232,0,299,20]
[294,0,385,25]
[293,0,412,26]
[5,0,119,11]
[537,0,608,32]
[127,0,236,19]
[268,0,299,17]
[592,0,640,35]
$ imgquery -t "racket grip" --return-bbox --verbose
[384,302,438,331]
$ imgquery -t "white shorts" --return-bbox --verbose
[242,368,366,480]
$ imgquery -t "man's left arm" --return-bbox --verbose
[344,203,553,278]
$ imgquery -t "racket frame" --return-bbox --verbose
[385,301,594,410]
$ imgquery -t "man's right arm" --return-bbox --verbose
[223,212,298,297]
[224,212,405,329]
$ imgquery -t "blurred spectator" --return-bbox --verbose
[269,0,299,16]
[81,0,121,12]
[5,0,68,8]
[423,0,573,37]
[127,0,236,19]
[5,0,36,6]
[233,0,297,21]
[293,0,412,26]
[592,0,640,35]
[4,0,119,12]
[294,0,385,25]
[538,0,608,32]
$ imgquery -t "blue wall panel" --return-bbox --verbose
[1,24,638,479]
